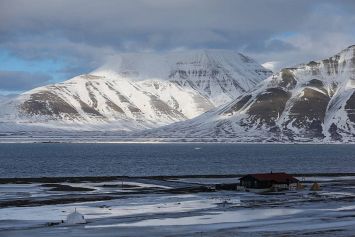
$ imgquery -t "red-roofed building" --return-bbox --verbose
[239,172,298,191]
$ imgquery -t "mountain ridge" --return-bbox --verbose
[132,45,355,143]
[0,49,271,132]
[0,94,7,102]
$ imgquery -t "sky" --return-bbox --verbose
[0,0,355,95]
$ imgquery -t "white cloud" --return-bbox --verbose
[1,0,355,87]
[0,70,53,91]
[262,62,279,72]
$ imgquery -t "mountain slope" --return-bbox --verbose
[135,45,355,143]
[0,94,7,102]
[0,49,271,132]
[92,49,272,107]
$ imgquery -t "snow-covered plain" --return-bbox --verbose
[2,176,355,236]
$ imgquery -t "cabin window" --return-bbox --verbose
[254,181,257,186]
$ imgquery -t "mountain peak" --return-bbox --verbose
[90,49,268,80]
[293,46,355,70]
[0,49,271,133]
[139,45,355,143]
[336,45,355,57]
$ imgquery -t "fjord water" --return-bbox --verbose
[0,143,354,178]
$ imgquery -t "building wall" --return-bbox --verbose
[240,175,298,190]
[240,176,271,189]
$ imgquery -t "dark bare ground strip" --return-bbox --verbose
[0,187,202,208]
[0,195,126,208]
[1,173,355,184]
[0,176,120,184]
[102,184,139,188]
[41,184,95,192]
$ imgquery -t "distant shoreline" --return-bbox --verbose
[0,140,353,144]
[1,173,355,184]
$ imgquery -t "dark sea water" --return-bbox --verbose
[0,143,355,178]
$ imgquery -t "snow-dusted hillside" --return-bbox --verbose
[0,94,17,102]
[135,45,355,143]
[0,49,271,132]
[92,49,272,107]
[0,94,7,102]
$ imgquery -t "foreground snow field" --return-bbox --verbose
[1,176,355,236]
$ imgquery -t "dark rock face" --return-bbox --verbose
[305,79,324,88]
[105,101,125,114]
[278,88,329,139]
[323,57,340,76]
[345,91,355,123]
[146,93,186,118]
[269,69,297,90]
[105,83,143,115]
[19,92,78,117]
[328,123,342,141]
[247,88,291,126]
[225,95,252,114]
[289,89,330,125]
[280,69,297,90]
[78,100,105,117]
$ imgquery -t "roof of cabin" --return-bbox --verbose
[239,172,298,182]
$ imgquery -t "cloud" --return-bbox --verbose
[240,1,355,71]
[0,1,317,52]
[55,66,88,79]
[0,0,355,84]
[2,40,117,67]
[262,62,279,72]
[244,39,299,54]
[0,70,53,91]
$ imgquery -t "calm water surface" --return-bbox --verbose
[0,143,354,178]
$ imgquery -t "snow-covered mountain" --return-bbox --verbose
[0,94,7,102]
[0,49,271,132]
[0,94,17,102]
[135,45,355,143]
